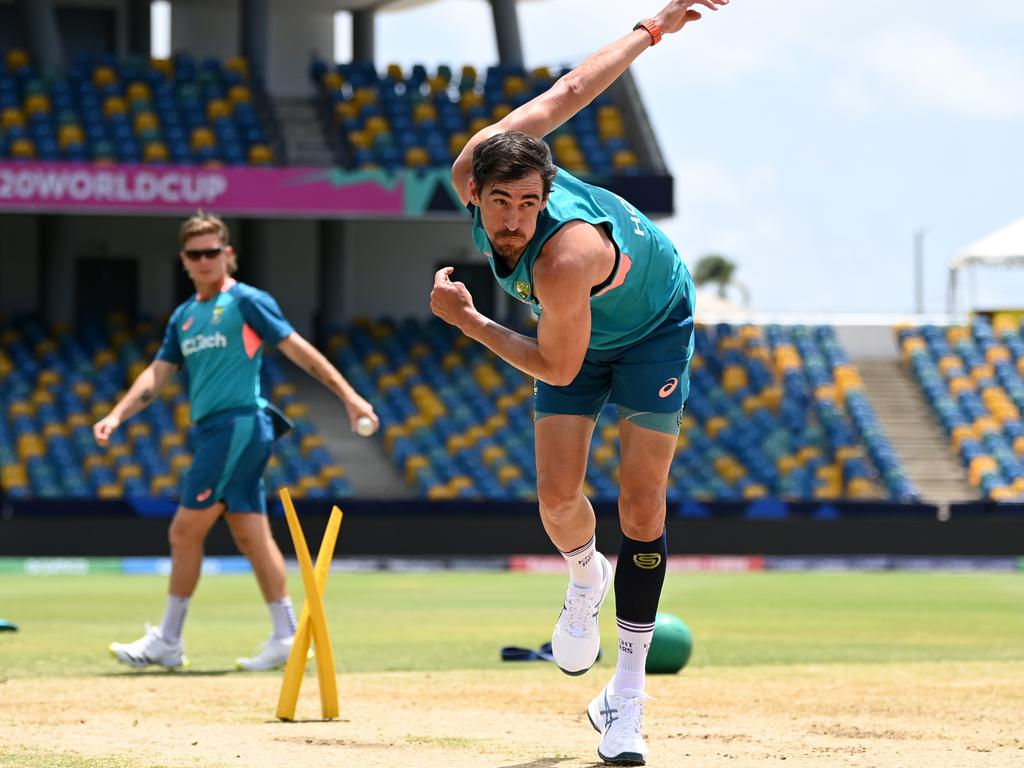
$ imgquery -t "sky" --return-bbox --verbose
[359,0,1024,316]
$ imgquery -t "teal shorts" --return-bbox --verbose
[181,407,275,513]
[535,299,693,418]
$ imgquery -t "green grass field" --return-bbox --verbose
[2,569,1023,679]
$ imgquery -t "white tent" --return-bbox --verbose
[947,217,1024,313]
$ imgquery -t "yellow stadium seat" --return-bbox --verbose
[118,464,143,482]
[97,483,123,499]
[491,104,513,121]
[405,454,428,484]
[10,138,35,160]
[413,103,437,124]
[133,111,159,134]
[968,455,998,487]
[128,422,152,439]
[150,58,173,77]
[469,116,490,134]
[126,82,152,102]
[2,107,24,130]
[1,464,28,489]
[321,465,346,480]
[497,465,522,484]
[206,99,231,121]
[103,96,127,120]
[531,66,552,80]
[460,91,484,111]
[143,142,169,164]
[191,127,216,151]
[322,71,344,92]
[57,123,85,150]
[706,416,728,439]
[24,93,50,116]
[347,129,372,150]
[6,50,30,72]
[248,144,273,165]
[353,87,377,107]
[226,56,249,79]
[405,147,430,168]
[612,149,638,170]
[503,76,528,97]
[386,63,404,81]
[93,65,118,89]
[174,402,191,430]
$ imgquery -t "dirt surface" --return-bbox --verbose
[2,662,1023,767]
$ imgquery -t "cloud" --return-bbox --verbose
[826,74,874,118]
[864,28,1024,119]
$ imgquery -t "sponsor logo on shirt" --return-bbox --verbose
[181,331,228,356]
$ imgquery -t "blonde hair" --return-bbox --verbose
[179,211,237,273]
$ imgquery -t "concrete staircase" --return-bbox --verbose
[856,359,976,505]
[287,371,412,499]
[272,97,335,167]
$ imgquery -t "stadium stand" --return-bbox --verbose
[898,315,1024,501]
[325,317,916,503]
[0,314,350,501]
[0,49,277,166]
[310,59,642,176]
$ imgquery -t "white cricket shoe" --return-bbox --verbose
[236,635,307,671]
[587,684,652,766]
[551,552,613,675]
[109,624,187,670]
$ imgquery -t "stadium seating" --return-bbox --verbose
[325,317,914,502]
[0,314,350,501]
[310,59,641,176]
[0,49,276,166]
[898,316,1024,501]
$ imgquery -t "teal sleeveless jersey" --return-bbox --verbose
[470,167,694,350]
[156,279,294,423]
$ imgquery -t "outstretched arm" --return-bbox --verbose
[277,332,379,434]
[451,0,728,204]
[93,360,177,446]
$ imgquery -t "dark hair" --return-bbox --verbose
[472,131,557,199]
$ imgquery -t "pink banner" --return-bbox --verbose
[0,162,407,216]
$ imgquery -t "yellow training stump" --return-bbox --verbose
[276,488,342,721]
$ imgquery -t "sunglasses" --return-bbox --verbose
[183,246,225,261]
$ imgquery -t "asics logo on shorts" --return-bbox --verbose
[196,488,213,503]
[633,553,662,569]
[659,377,679,398]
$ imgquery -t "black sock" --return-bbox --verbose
[614,530,668,625]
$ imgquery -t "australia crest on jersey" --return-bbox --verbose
[514,281,532,303]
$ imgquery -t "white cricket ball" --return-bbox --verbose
[356,416,376,437]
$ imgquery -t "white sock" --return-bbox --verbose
[159,595,190,643]
[611,617,655,695]
[559,535,602,589]
[268,596,297,640]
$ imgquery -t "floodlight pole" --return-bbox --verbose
[352,9,375,64]
[914,228,925,315]
[490,0,524,68]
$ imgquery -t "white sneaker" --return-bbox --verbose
[236,635,310,671]
[551,552,613,675]
[109,624,187,670]
[587,684,652,766]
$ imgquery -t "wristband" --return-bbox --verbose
[633,18,663,47]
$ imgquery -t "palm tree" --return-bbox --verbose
[692,253,749,306]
